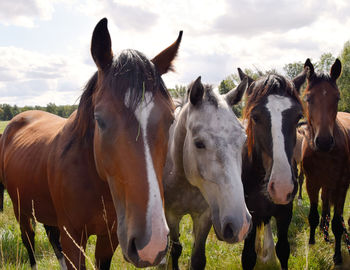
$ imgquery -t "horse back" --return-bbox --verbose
[337,112,350,150]
[0,110,65,225]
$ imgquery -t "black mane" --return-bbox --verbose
[308,72,338,89]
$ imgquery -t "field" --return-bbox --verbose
[0,121,349,269]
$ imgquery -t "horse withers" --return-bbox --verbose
[162,76,251,269]
[302,58,350,265]
[239,68,306,270]
[0,18,182,269]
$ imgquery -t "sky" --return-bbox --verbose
[0,0,349,106]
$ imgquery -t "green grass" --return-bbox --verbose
[0,121,9,134]
[0,121,349,269]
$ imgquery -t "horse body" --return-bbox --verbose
[0,18,182,269]
[2,110,64,226]
[239,69,306,270]
[163,77,251,270]
[301,59,350,265]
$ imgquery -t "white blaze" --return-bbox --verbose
[125,89,169,263]
[265,95,293,203]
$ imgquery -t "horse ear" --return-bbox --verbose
[91,18,113,71]
[189,76,204,106]
[225,76,248,106]
[237,68,254,87]
[304,58,314,79]
[330,58,342,81]
[152,31,183,75]
[292,69,307,93]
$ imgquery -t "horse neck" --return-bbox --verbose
[168,104,188,177]
[63,111,96,164]
[242,142,266,187]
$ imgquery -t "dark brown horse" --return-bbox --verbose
[239,69,306,270]
[0,18,182,269]
[301,58,350,265]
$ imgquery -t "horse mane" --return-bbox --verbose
[63,49,173,156]
[306,72,338,89]
[243,73,302,156]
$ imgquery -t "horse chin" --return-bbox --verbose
[213,224,224,241]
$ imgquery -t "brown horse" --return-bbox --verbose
[302,58,350,265]
[0,18,182,269]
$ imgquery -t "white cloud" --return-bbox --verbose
[0,0,55,27]
[0,46,95,106]
[1,0,350,106]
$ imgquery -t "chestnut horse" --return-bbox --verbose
[239,69,306,270]
[162,76,251,270]
[0,18,182,269]
[301,58,350,265]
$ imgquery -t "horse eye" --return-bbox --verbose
[194,140,206,149]
[94,115,106,130]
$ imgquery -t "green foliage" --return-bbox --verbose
[0,103,78,121]
[283,61,304,80]
[168,85,187,99]
[316,53,336,73]
[338,41,350,112]
[0,183,348,269]
[218,74,238,95]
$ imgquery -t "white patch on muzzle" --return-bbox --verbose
[265,95,294,204]
[126,90,169,264]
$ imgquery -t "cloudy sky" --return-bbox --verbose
[0,0,349,106]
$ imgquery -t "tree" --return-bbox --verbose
[316,53,336,73]
[46,102,57,114]
[218,74,237,95]
[338,41,350,112]
[2,104,13,120]
[283,61,304,80]
[168,85,186,99]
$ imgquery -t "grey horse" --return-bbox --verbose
[162,76,251,270]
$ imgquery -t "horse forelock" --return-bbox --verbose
[243,74,302,156]
[64,49,174,156]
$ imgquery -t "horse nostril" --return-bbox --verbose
[127,238,139,263]
[223,223,234,240]
[315,137,321,148]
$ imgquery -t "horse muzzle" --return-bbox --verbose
[314,135,335,152]
[125,233,169,267]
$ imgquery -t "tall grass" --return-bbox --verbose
[0,121,349,269]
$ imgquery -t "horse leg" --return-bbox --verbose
[190,210,211,270]
[331,187,347,265]
[165,211,182,270]
[320,188,331,242]
[0,183,4,212]
[60,226,88,270]
[44,225,67,269]
[275,204,293,270]
[19,216,37,269]
[242,222,257,270]
[298,168,304,201]
[306,179,320,244]
[95,234,119,270]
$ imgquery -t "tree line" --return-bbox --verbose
[0,103,78,121]
[2,41,350,121]
[169,40,350,117]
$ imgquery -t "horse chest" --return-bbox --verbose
[303,149,348,188]
[164,175,208,215]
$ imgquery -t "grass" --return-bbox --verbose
[0,121,349,269]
